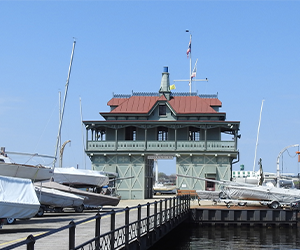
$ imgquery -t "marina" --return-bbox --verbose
[0,8,299,250]
[1,195,300,249]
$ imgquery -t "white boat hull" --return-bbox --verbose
[35,186,84,208]
[36,180,120,207]
[153,185,177,194]
[0,162,53,181]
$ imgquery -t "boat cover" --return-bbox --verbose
[222,184,300,203]
[35,185,84,208]
[36,180,120,207]
[53,167,109,188]
[0,175,40,218]
[196,190,220,200]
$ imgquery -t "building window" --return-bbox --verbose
[157,127,168,141]
[96,130,106,141]
[189,127,200,141]
[125,126,136,141]
[206,179,215,191]
[159,105,166,116]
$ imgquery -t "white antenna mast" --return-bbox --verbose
[253,100,264,172]
[79,97,86,169]
[174,30,208,95]
[53,39,76,168]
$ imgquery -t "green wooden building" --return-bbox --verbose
[83,67,240,199]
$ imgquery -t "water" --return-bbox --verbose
[150,223,300,250]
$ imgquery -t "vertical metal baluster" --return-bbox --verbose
[69,220,76,250]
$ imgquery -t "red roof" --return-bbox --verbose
[168,96,219,114]
[107,98,128,106]
[109,96,159,113]
[105,95,221,115]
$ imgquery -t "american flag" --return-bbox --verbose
[186,39,191,58]
[191,67,196,78]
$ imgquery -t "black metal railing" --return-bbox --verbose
[74,195,190,250]
[2,196,190,250]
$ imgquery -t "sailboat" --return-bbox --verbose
[0,147,54,181]
[42,41,120,208]
[232,100,264,185]
[51,41,112,190]
[53,167,109,189]
[34,184,85,215]
[0,175,40,226]
[178,173,300,209]
[35,180,120,208]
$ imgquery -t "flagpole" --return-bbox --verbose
[174,31,208,92]
[186,30,192,95]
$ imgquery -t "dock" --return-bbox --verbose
[0,195,299,250]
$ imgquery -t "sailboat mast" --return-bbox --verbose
[53,40,76,168]
[253,100,264,172]
[80,97,86,169]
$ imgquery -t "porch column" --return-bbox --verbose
[145,128,147,150]
[175,128,177,150]
[204,127,207,150]
[115,129,118,150]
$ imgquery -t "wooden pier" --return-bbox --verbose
[1,196,300,250]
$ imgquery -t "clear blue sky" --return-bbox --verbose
[1,1,299,175]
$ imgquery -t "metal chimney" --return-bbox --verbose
[159,66,171,100]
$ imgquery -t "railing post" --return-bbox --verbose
[147,202,150,234]
[165,198,168,221]
[178,196,181,219]
[125,207,129,249]
[26,234,35,250]
[137,204,141,242]
[159,200,163,225]
[69,220,76,250]
[111,209,116,250]
[173,197,176,219]
[95,213,101,250]
[176,196,179,218]
[154,201,157,229]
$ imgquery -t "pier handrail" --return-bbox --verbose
[2,195,190,250]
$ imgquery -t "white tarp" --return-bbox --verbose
[196,190,220,200]
[53,167,109,187]
[35,186,84,208]
[0,175,40,218]
[222,184,300,203]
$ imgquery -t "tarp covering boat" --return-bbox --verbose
[35,185,84,208]
[0,175,40,219]
[221,184,300,203]
[196,190,220,200]
[53,167,109,188]
[178,174,300,205]
[35,180,120,207]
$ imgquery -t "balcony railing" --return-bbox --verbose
[87,140,236,152]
